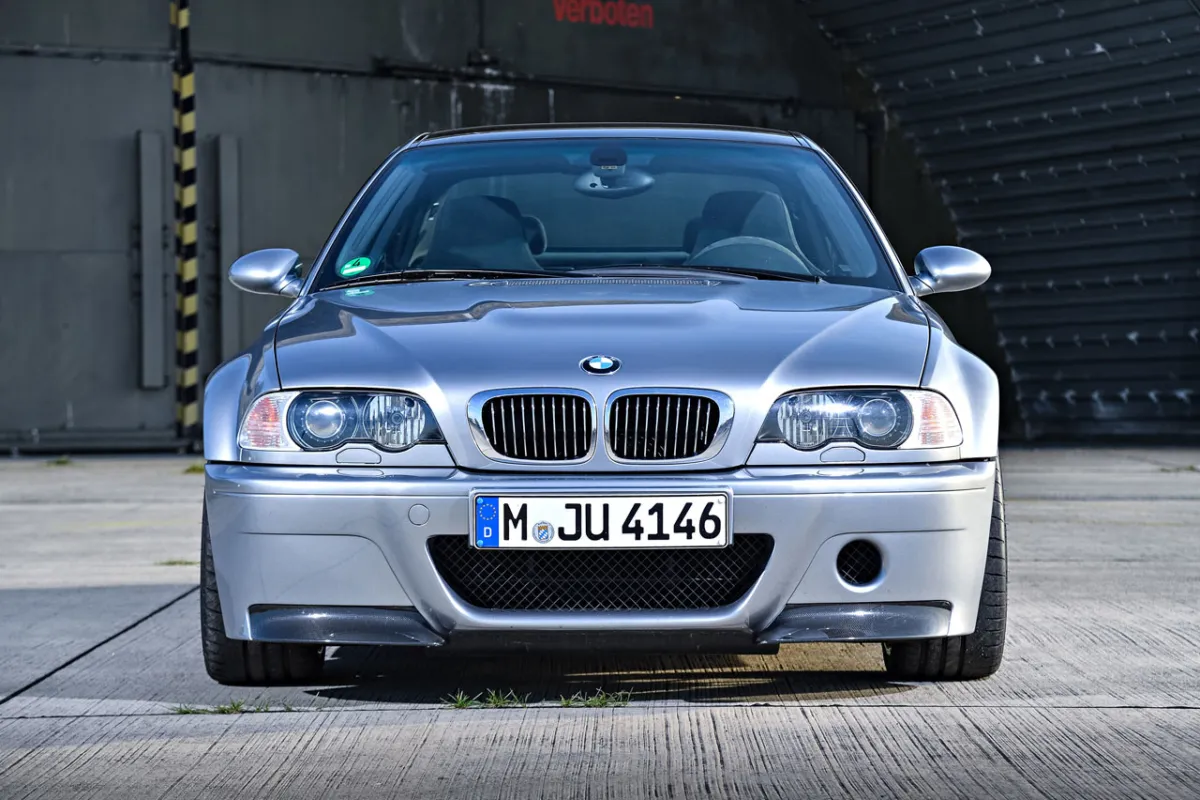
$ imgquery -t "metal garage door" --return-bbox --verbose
[803,0,1200,439]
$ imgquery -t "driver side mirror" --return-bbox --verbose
[229,249,303,297]
[911,246,990,297]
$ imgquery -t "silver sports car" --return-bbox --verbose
[202,124,1004,686]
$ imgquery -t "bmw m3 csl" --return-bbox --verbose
[201,124,1004,685]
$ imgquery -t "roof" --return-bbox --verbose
[410,123,811,149]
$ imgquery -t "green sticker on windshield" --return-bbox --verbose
[344,287,374,298]
[338,256,371,277]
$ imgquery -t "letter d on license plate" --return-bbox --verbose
[472,494,730,549]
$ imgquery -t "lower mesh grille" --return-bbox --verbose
[427,534,774,611]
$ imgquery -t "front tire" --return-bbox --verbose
[883,462,1007,680]
[200,504,325,685]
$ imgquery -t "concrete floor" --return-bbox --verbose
[0,449,1198,798]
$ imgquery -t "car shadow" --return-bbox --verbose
[306,644,914,705]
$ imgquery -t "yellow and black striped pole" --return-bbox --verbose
[171,0,199,443]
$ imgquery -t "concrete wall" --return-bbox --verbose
[0,0,953,449]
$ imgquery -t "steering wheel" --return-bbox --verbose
[685,236,820,276]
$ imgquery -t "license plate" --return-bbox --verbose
[472,494,729,549]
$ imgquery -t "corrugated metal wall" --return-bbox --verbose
[804,0,1200,439]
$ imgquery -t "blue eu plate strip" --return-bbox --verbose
[475,496,500,548]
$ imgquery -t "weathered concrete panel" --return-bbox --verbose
[192,0,480,74]
[0,57,175,441]
[0,0,167,52]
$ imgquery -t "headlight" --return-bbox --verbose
[363,394,428,450]
[238,391,441,452]
[289,394,360,450]
[237,391,299,451]
[758,389,962,450]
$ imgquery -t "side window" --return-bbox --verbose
[788,165,884,280]
[406,199,443,267]
[788,192,850,277]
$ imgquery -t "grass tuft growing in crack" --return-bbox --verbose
[156,559,199,567]
[484,689,529,709]
[581,689,632,708]
[442,688,631,710]
[184,463,205,474]
[172,699,300,715]
[214,699,247,714]
[444,690,481,709]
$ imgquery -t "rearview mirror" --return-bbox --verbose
[911,246,990,296]
[229,249,303,297]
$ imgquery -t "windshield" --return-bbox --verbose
[312,137,900,291]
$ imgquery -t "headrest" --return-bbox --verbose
[425,196,542,270]
[432,196,527,248]
[482,195,522,221]
[521,215,548,256]
[692,190,799,254]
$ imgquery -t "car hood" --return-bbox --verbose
[272,277,930,469]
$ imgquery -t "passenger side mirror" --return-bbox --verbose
[911,246,990,297]
[229,249,304,297]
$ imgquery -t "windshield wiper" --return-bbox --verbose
[327,268,552,290]
[571,264,822,283]
[325,264,822,291]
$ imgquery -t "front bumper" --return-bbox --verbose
[205,460,995,648]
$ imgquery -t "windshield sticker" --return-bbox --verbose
[344,287,375,298]
[338,256,371,277]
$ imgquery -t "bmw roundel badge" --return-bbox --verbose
[581,355,621,375]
